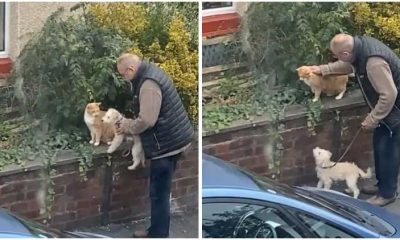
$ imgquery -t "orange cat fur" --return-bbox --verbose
[296,66,348,102]
[84,102,115,146]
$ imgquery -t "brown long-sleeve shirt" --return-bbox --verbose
[319,57,398,126]
[122,79,191,159]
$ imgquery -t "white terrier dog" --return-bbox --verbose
[313,147,372,198]
[102,108,145,170]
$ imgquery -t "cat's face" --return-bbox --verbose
[296,66,312,81]
[85,102,101,117]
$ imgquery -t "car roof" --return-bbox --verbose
[0,208,31,236]
[203,154,261,191]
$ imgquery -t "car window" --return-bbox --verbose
[298,212,355,238]
[203,202,305,238]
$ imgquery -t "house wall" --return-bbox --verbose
[9,2,79,60]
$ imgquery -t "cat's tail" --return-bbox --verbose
[359,167,372,178]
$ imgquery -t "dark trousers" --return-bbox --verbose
[373,125,400,198]
[147,153,180,238]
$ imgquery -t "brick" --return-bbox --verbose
[66,202,77,211]
[175,177,197,188]
[22,210,40,219]
[206,132,232,144]
[1,182,25,194]
[10,202,29,212]
[215,143,230,154]
[172,187,188,197]
[53,173,79,185]
[76,208,99,219]
[77,200,91,209]
[230,137,253,149]
[0,192,25,204]
[54,185,65,194]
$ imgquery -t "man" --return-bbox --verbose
[115,53,194,237]
[306,33,400,206]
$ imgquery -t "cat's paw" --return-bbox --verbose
[107,141,112,145]
[94,142,100,146]
[335,95,343,100]
[89,140,94,144]
[312,98,319,102]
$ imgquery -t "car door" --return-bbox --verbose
[202,197,314,238]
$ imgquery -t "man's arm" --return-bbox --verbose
[318,60,354,76]
[362,57,397,128]
[119,80,162,135]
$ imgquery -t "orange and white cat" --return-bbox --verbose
[296,66,348,102]
[84,102,121,147]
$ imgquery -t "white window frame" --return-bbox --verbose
[0,2,10,57]
[202,2,237,17]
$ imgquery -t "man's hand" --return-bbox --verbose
[361,115,378,130]
[308,65,322,74]
[115,118,133,135]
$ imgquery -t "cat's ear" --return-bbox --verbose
[296,67,300,71]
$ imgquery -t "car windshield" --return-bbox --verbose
[294,188,395,237]
[239,168,395,237]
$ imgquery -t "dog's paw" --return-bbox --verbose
[127,165,136,170]
[89,140,94,144]
[312,98,319,102]
[94,142,100,146]
[107,141,112,145]
[344,188,352,194]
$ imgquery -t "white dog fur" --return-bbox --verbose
[102,108,145,170]
[313,147,371,198]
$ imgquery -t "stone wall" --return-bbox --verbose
[203,90,374,185]
[0,140,198,230]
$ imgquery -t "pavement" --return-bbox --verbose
[77,210,198,238]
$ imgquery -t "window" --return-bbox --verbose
[202,2,233,10]
[0,2,5,52]
[0,2,8,55]
[298,213,355,238]
[203,202,305,238]
[202,2,235,17]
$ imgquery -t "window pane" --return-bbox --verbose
[202,2,233,10]
[0,2,4,51]
[203,202,305,238]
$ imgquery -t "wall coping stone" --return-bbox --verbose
[203,89,366,136]
[0,131,198,177]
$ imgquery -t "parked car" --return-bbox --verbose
[0,207,109,238]
[202,154,400,238]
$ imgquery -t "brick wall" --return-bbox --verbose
[0,140,198,230]
[203,92,374,186]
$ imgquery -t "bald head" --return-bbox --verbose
[116,53,142,81]
[117,53,141,70]
[330,33,354,62]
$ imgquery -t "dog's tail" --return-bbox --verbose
[359,167,372,178]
